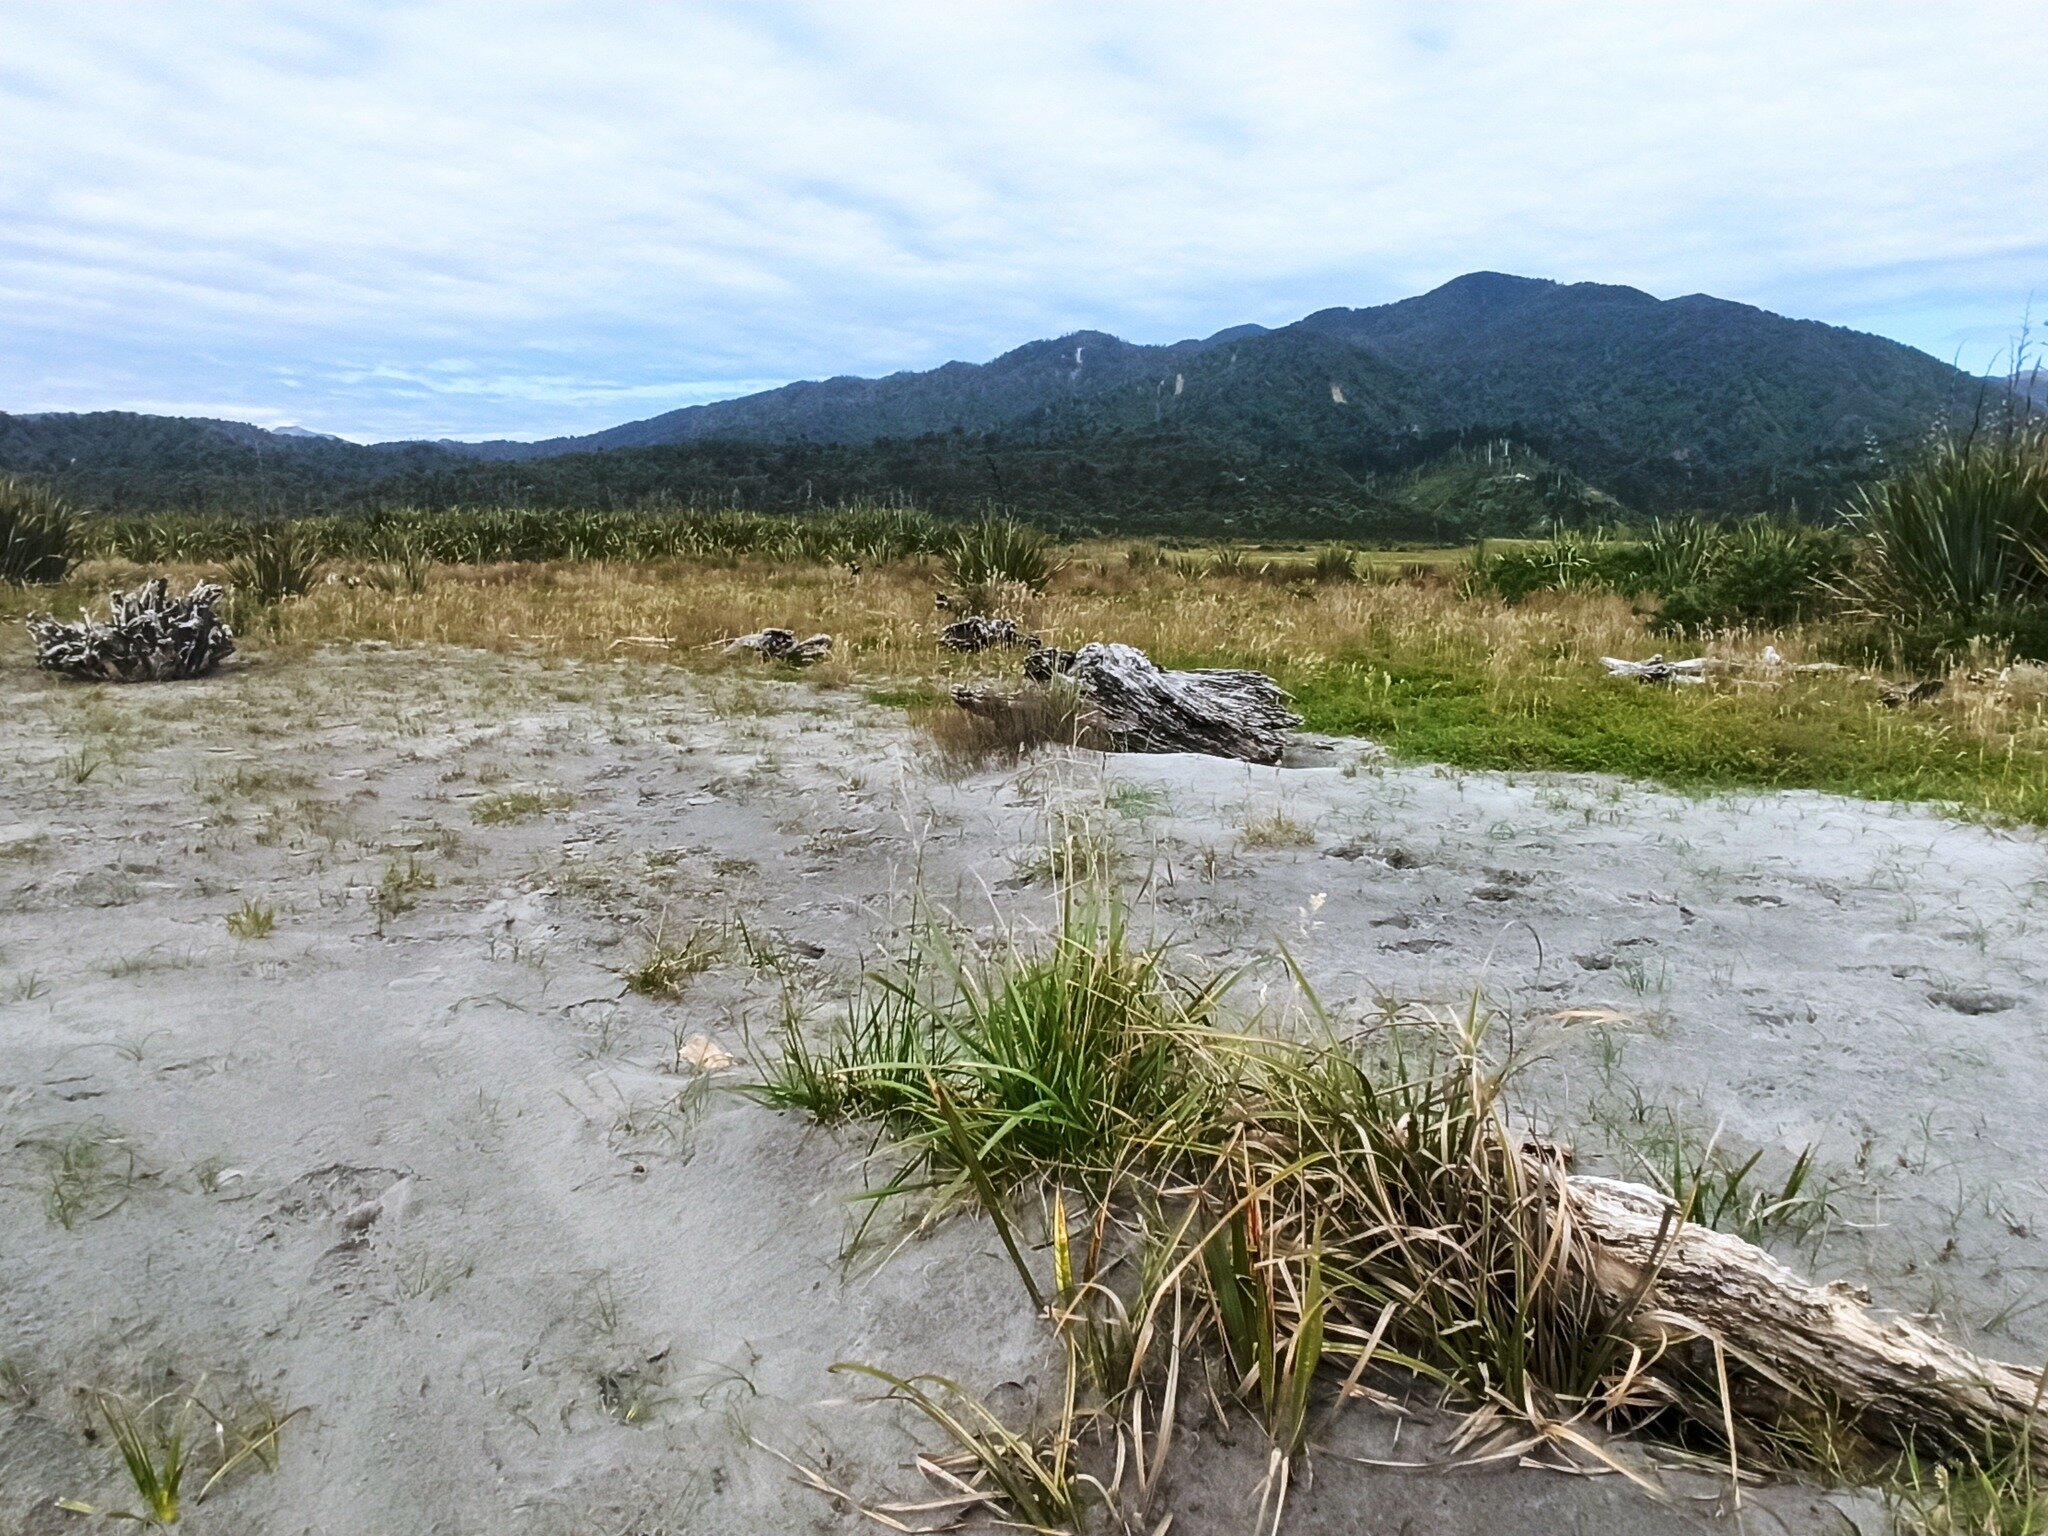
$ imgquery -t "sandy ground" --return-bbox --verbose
[4,644,2045,1535]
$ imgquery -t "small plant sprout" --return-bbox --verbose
[372,855,436,923]
[58,1387,302,1526]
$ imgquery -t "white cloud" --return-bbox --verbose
[2,0,2043,438]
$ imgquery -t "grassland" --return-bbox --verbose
[9,538,2048,824]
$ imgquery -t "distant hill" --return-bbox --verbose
[2,274,2018,529]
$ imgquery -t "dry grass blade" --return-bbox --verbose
[829,1362,1092,1534]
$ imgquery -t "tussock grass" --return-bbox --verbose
[0,475,75,585]
[1845,425,2048,626]
[27,1120,147,1228]
[911,679,1095,773]
[371,855,436,923]
[225,522,323,611]
[944,516,1065,610]
[765,881,2036,1529]
[624,920,724,997]
[1239,808,1316,850]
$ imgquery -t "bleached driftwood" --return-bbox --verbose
[723,628,833,665]
[956,641,1298,764]
[938,616,1038,654]
[28,579,235,682]
[1567,1173,2048,1453]
[1606,652,1943,707]
[1599,654,1718,685]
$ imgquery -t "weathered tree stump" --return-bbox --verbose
[28,579,235,682]
[723,628,833,665]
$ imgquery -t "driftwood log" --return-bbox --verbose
[956,641,1299,764]
[28,579,235,682]
[1600,654,1718,685]
[1567,1173,2048,1454]
[1604,652,1944,707]
[938,616,1038,654]
[723,628,833,665]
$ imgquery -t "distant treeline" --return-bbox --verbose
[1,411,1629,539]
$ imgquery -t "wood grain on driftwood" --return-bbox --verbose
[28,578,236,682]
[723,628,833,664]
[938,616,1038,654]
[1566,1173,2048,1453]
[956,641,1300,764]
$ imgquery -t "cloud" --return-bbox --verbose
[2,0,2043,438]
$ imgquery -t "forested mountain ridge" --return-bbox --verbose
[3,273,2015,528]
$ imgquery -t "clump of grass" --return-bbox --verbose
[1310,543,1359,582]
[60,1387,300,1525]
[1843,424,2048,644]
[371,855,436,922]
[27,1121,145,1228]
[226,522,324,610]
[829,1363,1095,1532]
[1894,1438,2046,1535]
[471,786,574,825]
[944,517,1064,611]
[910,681,1097,774]
[755,887,1229,1189]
[365,525,434,594]
[0,474,75,585]
[624,920,724,997]
[224,899,275,939]
[1619,1112,1833,1247]
[763,883,1984,1526]
[1240,807,1315,849]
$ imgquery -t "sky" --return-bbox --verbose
[2,2,2044,443]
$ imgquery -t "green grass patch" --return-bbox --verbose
[1286,658,2048,824]
[864,684,944,709]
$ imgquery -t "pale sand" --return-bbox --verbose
[5,644,2043,1534]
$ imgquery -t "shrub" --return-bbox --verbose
[1655,518,1855,631]
[0,475,76,585]
[943,518,1063,610]
[1481,518,1852,631]
[226,523,323,608]
[1310,543,1359,582]
[1843,426,2048,627]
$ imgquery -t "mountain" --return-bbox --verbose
[444,273,1995,508]
[1,274,2018,527]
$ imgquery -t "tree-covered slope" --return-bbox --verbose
[2,273,2016,522]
